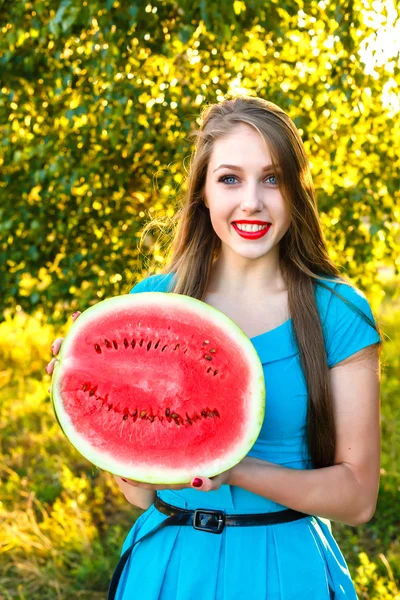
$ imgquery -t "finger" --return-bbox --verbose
[119,478,190,491]
[72,311,81,322]
[121,478,143,487]
[51,337,64,356]
[190,477,213,492]
[120,478,157,490]
[45,357,57,375]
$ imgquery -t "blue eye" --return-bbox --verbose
[219,175,238,185]
[218,174,278,185]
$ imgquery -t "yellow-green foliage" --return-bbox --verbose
[0,301,399,598]
[0,311,141,599]
[1,0,399,322]
[354,553,399,599]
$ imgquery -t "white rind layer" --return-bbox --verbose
[51,293,266,483]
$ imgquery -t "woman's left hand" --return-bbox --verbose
[119,466,235,492]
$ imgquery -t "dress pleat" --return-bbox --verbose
[115,504,358,599]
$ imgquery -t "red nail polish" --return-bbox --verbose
[192,478,203,488]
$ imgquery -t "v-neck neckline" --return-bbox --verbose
[249,317,292,341]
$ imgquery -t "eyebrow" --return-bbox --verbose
[213,163,277,173]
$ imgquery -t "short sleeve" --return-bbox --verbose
[321,282,381,368]
[129,273,174,294]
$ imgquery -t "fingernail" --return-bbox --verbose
[72,312,80,319]
[192,478,203,488]
[51,344,56,354]
[45,364,51,374]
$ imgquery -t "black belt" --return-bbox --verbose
[107,494,309,600]
[155,494,308,532]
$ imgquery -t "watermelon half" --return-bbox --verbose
[51,293,265,483]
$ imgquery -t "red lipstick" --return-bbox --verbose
[232,221,271,240]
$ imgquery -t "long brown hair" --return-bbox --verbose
[141,96,382,469]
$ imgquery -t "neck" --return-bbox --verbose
[207,247,287,296]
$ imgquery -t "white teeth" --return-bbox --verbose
[235,223,269,232]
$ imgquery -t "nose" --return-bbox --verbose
[239,182,264,213]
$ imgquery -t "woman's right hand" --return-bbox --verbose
[46,311,81,390]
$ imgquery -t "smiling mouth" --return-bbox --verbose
[233,222,270,232]
[231,222,271,239]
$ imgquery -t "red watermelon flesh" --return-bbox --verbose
[51,293,265,483]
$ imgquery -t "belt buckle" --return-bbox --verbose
[193,508,225,534]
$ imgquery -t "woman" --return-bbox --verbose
[48,96,382,599]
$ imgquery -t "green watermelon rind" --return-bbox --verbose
[51,293,266,483]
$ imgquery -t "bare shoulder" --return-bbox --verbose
[331,343,381,372]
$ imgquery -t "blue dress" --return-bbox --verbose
[115,273,381,599]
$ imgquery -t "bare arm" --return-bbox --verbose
[114,476,156,510]
[231,345,381,526]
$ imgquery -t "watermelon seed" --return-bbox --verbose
[174,344,180,350]
[161,345,168,352]
[204,355,212,361]
[94,344,102,354]
[183,349,188,354]
[147,341,152,351]
[124,338,129,348]
[213,370,219,376]
[105,339,111,348]
[210,348,216,353]
[89,389,95,397]
[82,383,88,391]
[155,340,160,349]
[203,340,209,345]
[207,367,212,373]
[139,339,144,347]
[113,340,118,349]
[92,400,216,427]
[131,339,136,349]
